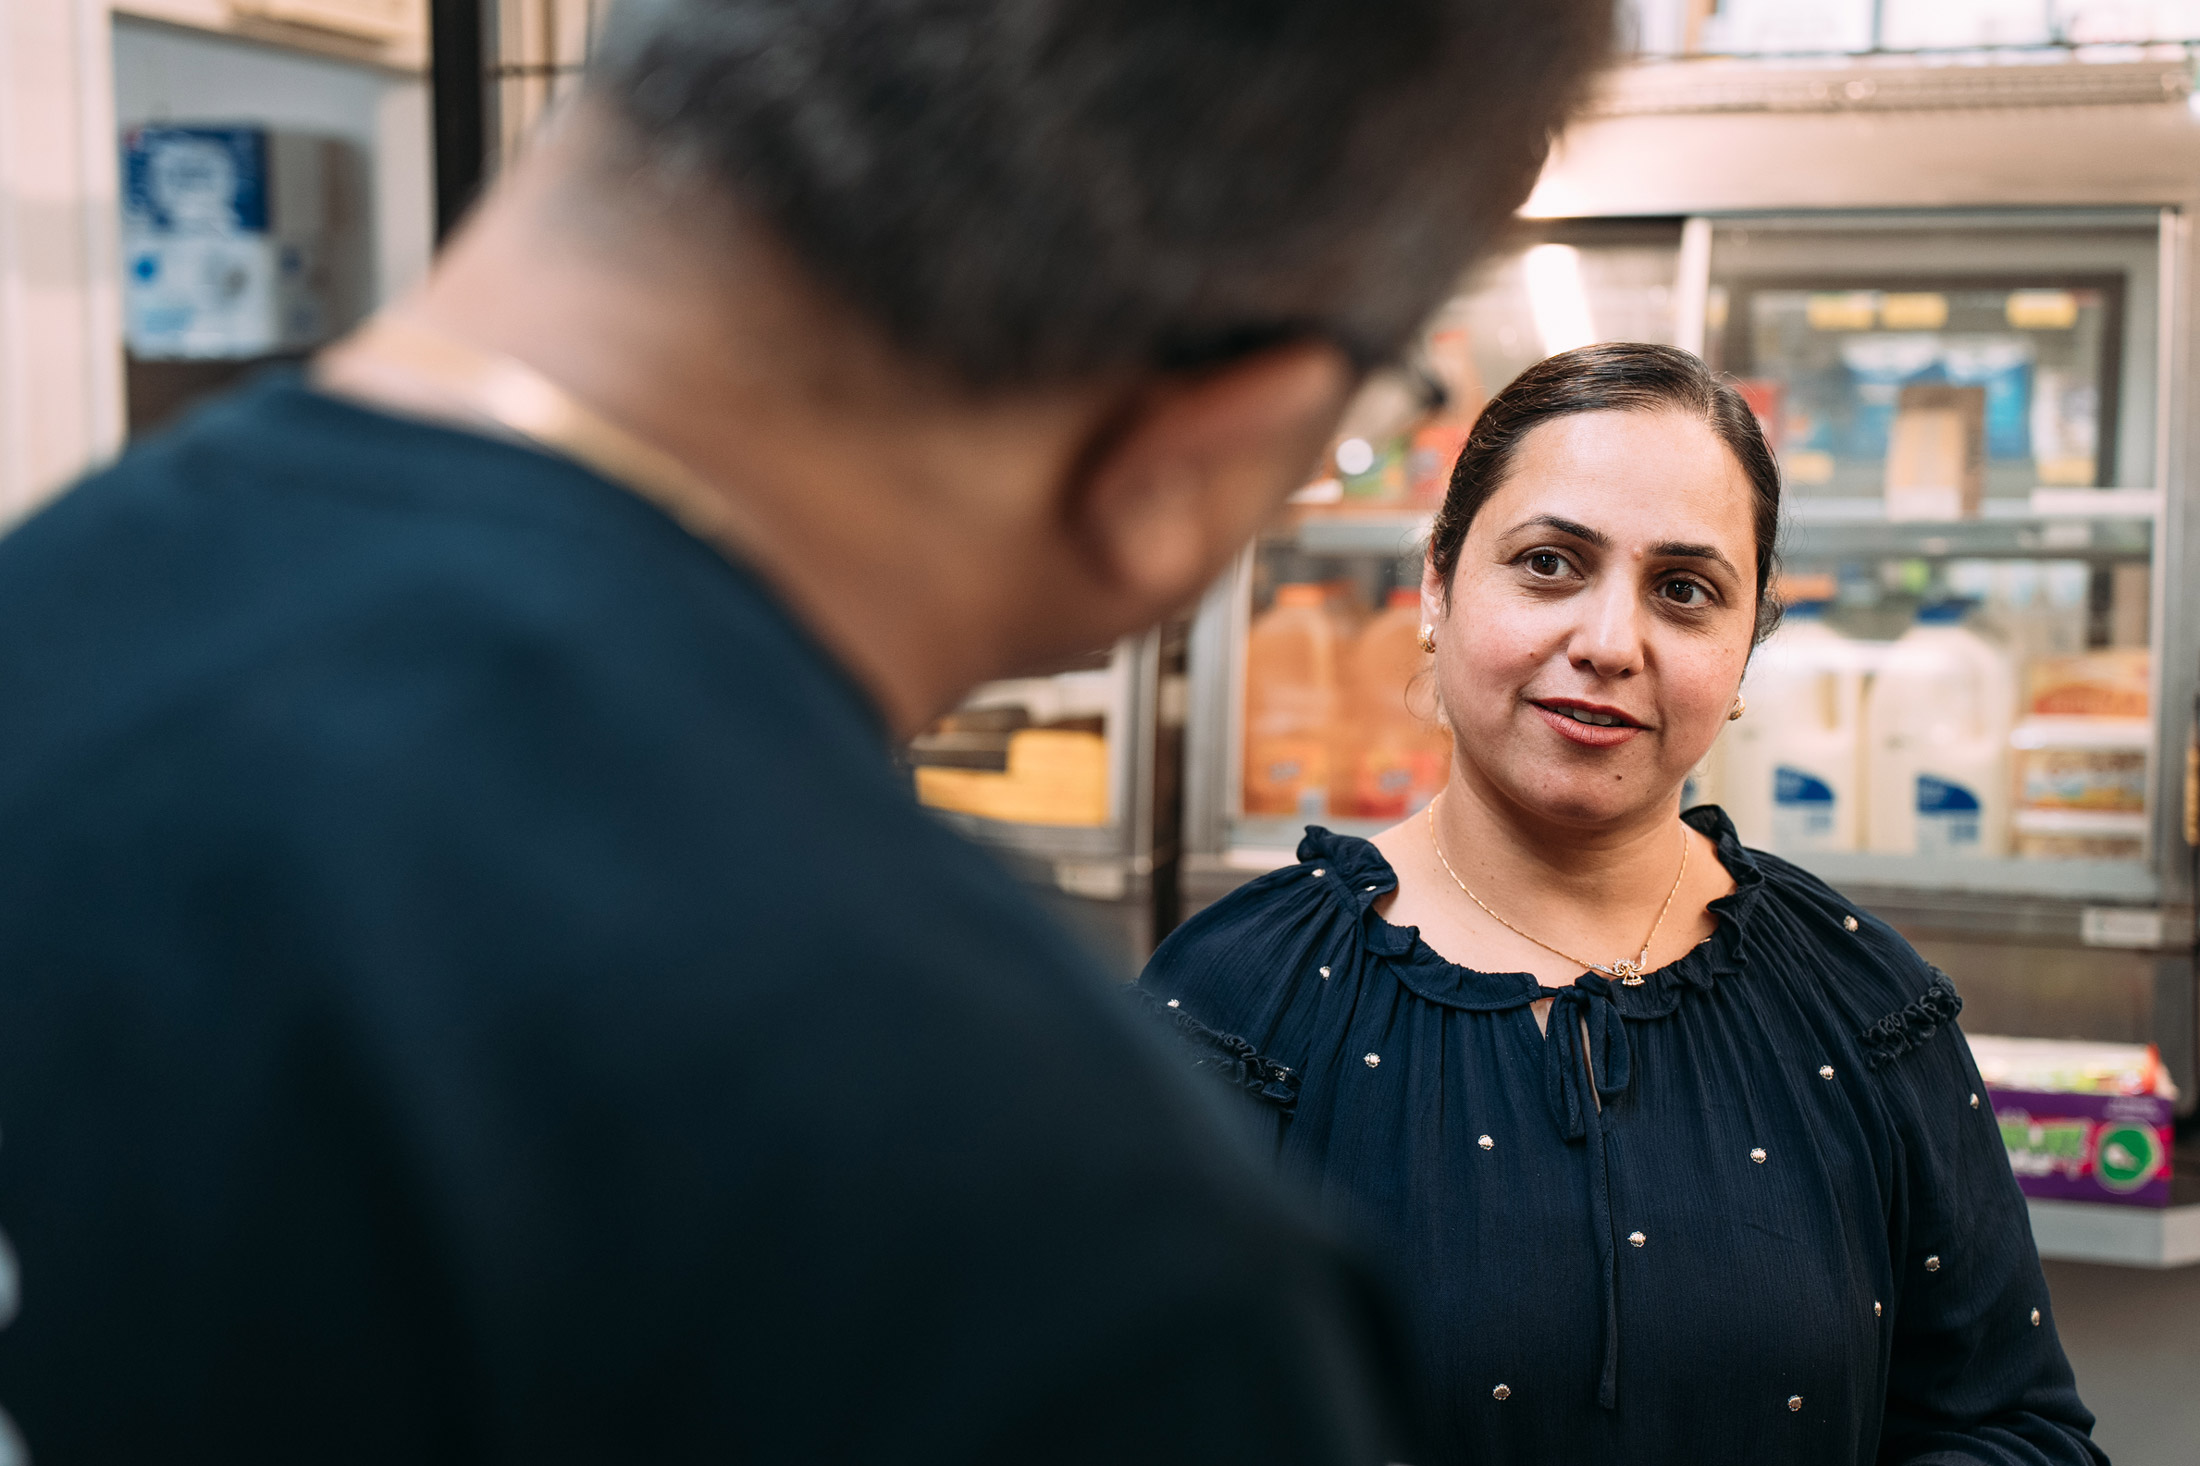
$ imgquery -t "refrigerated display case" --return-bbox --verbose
[1178,59,2200,1119]
[910,628,1184,974]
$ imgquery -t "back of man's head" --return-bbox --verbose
[588,0,1612,388]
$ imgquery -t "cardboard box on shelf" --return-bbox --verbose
[1975,1036,2178,1208]
[1884,383,1985,521]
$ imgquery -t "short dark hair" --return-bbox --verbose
[587,0,1611,386]
[1427,343,1784,643]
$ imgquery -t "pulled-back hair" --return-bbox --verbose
[587,0,1612,386]
[1428,343,1784,642]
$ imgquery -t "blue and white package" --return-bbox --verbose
[121,125,356,360]
[1915,773,1986,856]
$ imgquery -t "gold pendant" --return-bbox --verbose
[1608,958,1646,986]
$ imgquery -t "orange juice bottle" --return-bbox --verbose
[1320,581,1370,814]
[1347,587,1452,819]
[1243,584,1339,818]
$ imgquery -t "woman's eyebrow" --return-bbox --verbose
[1508,514,1609,547]
[1652,541,1741,578]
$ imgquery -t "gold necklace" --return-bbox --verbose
[1424,796,1687,987]
[327,314,757,568]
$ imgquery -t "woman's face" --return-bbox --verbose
[1425,408,1759,831]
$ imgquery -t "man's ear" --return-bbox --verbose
[1065,343,1352,610]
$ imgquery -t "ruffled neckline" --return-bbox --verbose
[1293,805,1767,1022]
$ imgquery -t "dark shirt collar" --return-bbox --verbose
[1294,805,1766,1019]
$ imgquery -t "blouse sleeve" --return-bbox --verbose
[1134,836,1373,1139]
[1869,979,2107,1466]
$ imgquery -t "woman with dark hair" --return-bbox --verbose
[1139,343,2103,1465]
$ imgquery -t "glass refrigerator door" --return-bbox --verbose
[1700,213,2163,901]
[909,629,1179,970]
[1693,211,2188,1108]
[1183,221,1689,905]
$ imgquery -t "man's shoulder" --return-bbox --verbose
[0,378,873,807]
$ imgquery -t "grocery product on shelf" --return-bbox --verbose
[1973,1035,2177,1208]
[2025,649,2149,719]
[914,728,1109,826]
[1243,584,1341,817]
[1865,602,2016,857]
[122,125,362,359]
[1340,588,1451,820]
[1883,382,1985,521]
[1723,604,1866,852]
[2008,650,2151,860]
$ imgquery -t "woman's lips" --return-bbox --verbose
[1531,700,1646,748]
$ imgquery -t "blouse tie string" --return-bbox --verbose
[1542,976,1635,1410]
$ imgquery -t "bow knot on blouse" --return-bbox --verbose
[1543,976,1631,1142]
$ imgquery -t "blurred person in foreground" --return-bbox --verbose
[0,0,1609,1460]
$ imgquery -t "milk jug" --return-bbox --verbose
[1722,604,1865,852]
[1866,602,2015,857]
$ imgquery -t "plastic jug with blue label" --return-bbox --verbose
[1866,601,2015,858]
[1722,603,1866,852]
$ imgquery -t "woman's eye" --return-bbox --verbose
[1524,551,1568,578]
[1660,577,1710,606]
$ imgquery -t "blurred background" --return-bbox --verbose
[0,1,2194,1458]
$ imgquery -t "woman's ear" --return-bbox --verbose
[1420,555,1449,635]
[1063,343,1352,614]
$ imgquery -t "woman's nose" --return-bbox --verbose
[1568,579,1646,679]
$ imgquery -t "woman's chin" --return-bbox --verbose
[1493,772,1671,831]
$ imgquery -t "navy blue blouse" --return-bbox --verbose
[1138,808,2104,1466]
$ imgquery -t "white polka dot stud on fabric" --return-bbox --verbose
[1366,884,1378,892]
[1788,1395,1803,1413]
[1311,868,1325,878]
[1819,1065,1836,1080]
[1873,1300,1882,1318]
[1627,1230,1646,1248]
[2031,1308,2042,1326]
[1318,965,1331,978]
[1478,1134,1494,1151]
[1492,1384,1511,1402]
[1970,1093,1980,1109]
[1925,1255,1942,1272]
[1166,998,1180,1008]
[1843,915,1859,932]
[1363,1052,1381,1068]
[1750,1147,1767,1164]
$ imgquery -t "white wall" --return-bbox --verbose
[111,17,432,307]
[0,0,125,520]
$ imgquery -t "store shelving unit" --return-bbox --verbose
[2031,1198,2200,1269]
[915,628,1185,975]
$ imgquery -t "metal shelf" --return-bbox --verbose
[2029,1199,2200,1269]
[1782,506,2154,563]
[1787,852,2161,905]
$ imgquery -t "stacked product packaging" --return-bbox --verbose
[1972,1036,2179,1208]
[1711,590,2151,862]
